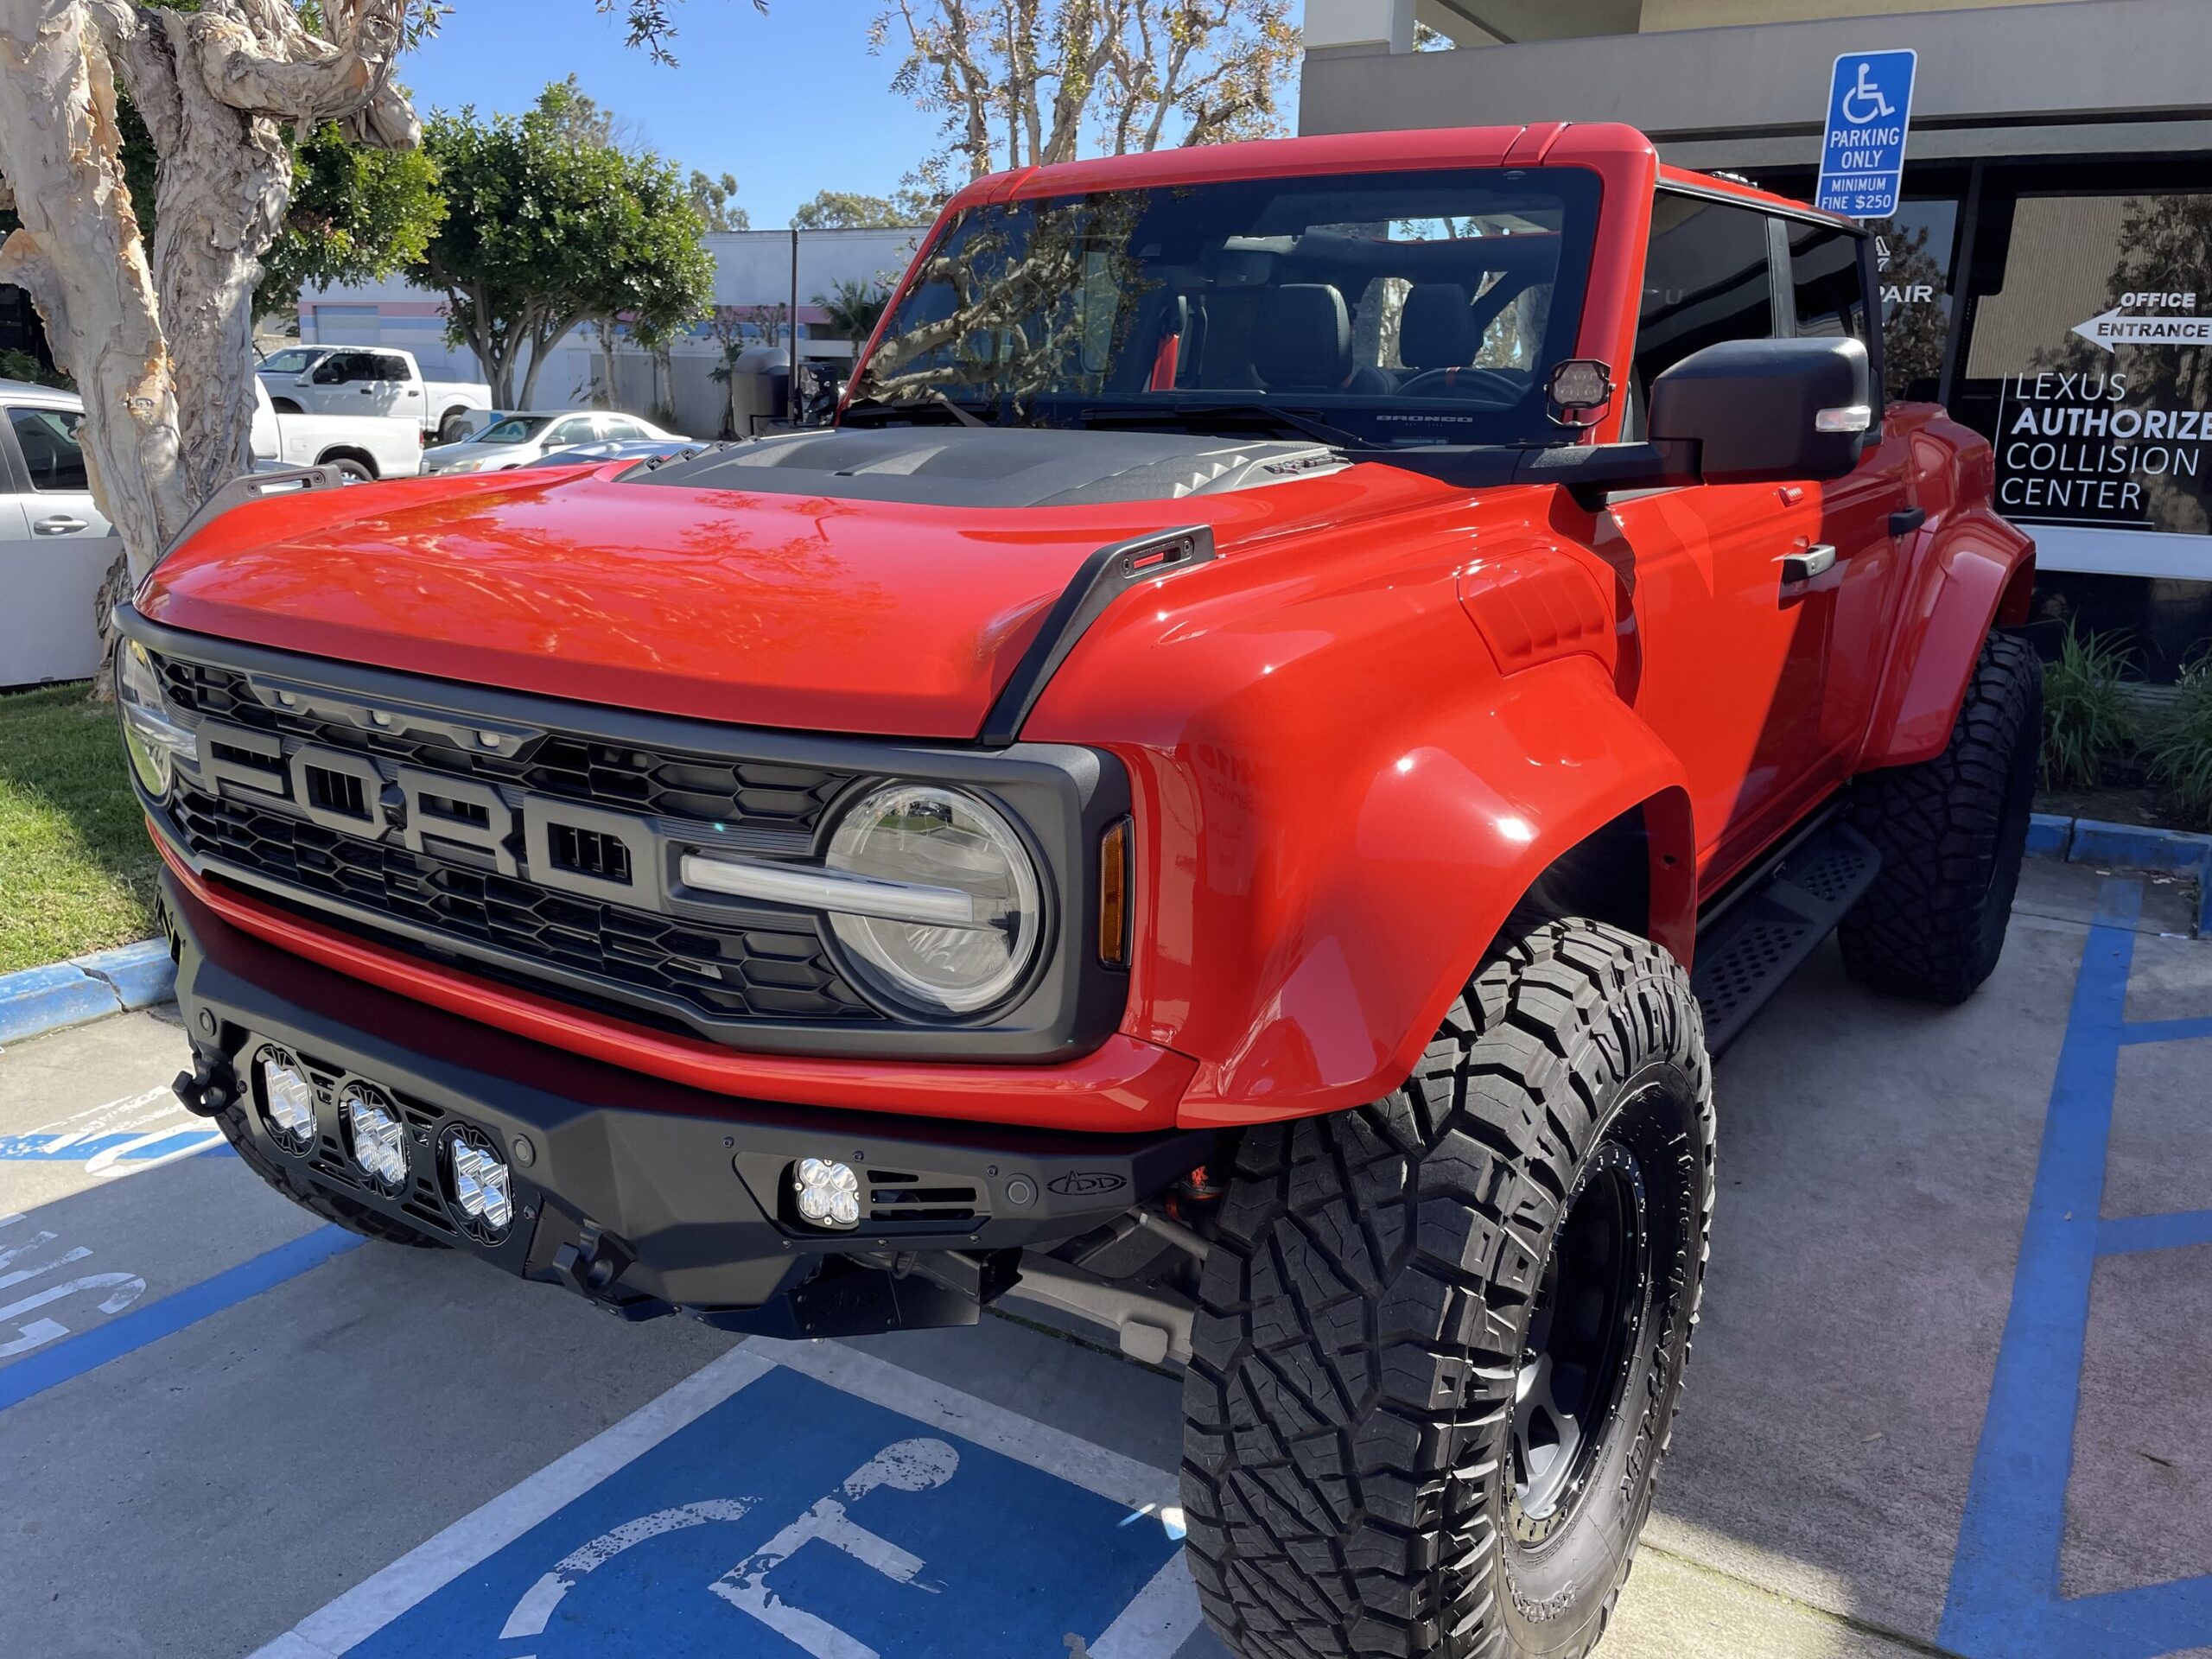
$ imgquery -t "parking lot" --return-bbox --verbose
[3,858,2208,1659]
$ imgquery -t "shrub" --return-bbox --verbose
[2042,624,2139,789]
[2149,649,2212,829]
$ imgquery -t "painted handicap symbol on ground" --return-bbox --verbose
[340,1358,1189,1658]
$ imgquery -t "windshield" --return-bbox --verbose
[474,416,553,445]
[260,348,321,374]
[849,167,1600,448]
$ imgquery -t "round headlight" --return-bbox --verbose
[824,783,1042,1015]
[116,639,179,797]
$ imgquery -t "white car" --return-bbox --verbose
[421,411,683,474]
[0,378,115,686]
[258,345,493,443]
[251,378,423,480]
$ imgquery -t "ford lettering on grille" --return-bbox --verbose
[194,718,661,907]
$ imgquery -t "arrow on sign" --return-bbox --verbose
[2071,308,2212,352]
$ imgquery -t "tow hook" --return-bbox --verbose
[171,1052,239,1119]
[550,1221,664,1321]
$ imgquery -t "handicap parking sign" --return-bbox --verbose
[1816,49,1916,219]
[341,1362,1188,1657]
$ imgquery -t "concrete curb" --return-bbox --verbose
[0,939,176,1046]
[2029,811,2212,934]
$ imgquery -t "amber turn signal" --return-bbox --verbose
[1099,818,1131,966]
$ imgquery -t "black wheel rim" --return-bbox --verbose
[1508,1136,1652,1546]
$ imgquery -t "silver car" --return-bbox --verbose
[421,410,683,475]
[0,378,117,687]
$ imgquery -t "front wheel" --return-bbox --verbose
[1182,917,1715,1659]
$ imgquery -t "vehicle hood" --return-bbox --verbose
[138,429,1451,739]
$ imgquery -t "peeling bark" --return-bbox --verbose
[0,2,188,582]
[0,0,418,668]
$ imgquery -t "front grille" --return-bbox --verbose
[175,785,880,1027]
[158,658,849,833]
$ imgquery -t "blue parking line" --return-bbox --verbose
[1941,878,2212,1659]
[2120,1015,2212,1046]
[0,1130,234,1161]
[0,1226,362,1413]
[2098,1210,2212,1256]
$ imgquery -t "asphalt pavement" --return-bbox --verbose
[3,859,2207,1659]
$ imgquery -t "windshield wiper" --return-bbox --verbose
[840,392,995,429]
[1076,399,1375,451]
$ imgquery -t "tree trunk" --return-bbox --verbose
[0,0,417,696]
[0,3,190,590]
[146,9,296,506]
[594,315,620,408]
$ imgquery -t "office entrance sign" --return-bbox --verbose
[1817,50,1917,219]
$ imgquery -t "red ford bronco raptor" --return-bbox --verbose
[121,123,2035,1658]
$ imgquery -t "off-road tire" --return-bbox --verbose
[1838,632,2040,1004]
[1182,917,1715,1659]
[213,1100,447,1249]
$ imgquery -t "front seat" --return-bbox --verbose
[1252,284,1395,395]
[1399,283,1478,385]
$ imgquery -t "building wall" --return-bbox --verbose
[1640,0,2082,29]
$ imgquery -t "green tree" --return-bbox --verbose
[259,122,445,313]
[416,80,715,407]
[791,188,931,230]
[690,170,750,232]
[814,276,892,342]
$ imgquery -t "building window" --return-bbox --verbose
[1870,200,1959,403]
[1957,191,2212,549]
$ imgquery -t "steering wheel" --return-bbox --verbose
[1392,365,1527,404]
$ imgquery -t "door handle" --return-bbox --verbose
[33,515,88,535]
[1889,505,1927,537]
[1782,543,1837,584]
[404,388,421,397]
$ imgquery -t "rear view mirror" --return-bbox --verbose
[1649,337,1872,484]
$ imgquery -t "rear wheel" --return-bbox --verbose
[1182,917,1714,1659]
[1838,632,2040,1003]
[326,456,375,483]
[438,408,474,443]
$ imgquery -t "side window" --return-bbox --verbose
[1634,194,1777,393]
[1787,221,1872,346]
[7,407,91,493]
[548,417,596,445]
[313,352,361,385]
[371,353,412,384]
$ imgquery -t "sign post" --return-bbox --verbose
[1816,49,1917,220]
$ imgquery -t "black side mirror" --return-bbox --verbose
[1649,336,1872,484]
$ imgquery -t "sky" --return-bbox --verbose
[397,1,1306,229]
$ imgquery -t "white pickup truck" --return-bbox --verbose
[257,344,493,443]
[251,378,423,480]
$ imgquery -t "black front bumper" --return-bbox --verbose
[164,870,1209,1337]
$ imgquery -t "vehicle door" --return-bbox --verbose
[0,403,116,686]
[1783,218,1917,758]
[540,414,601,461]
[1600,192,1840,885]
[356,351,419,421]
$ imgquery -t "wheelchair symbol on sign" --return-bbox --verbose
[1840,60,1895,124]
[498,1436,960,1659]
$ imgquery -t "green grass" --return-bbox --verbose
[0,684,162,974]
